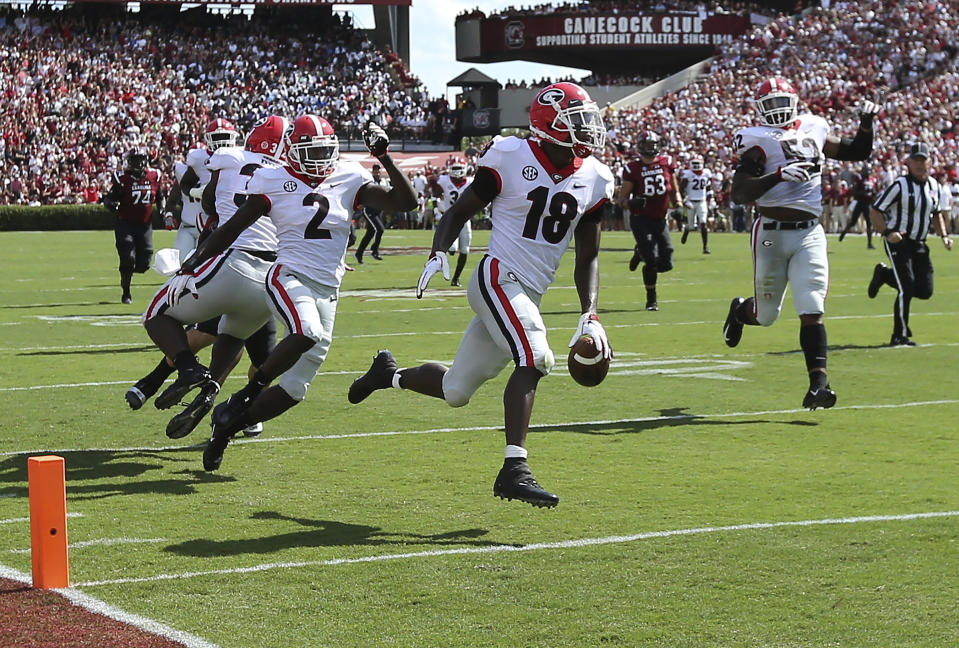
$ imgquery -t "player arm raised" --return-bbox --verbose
[355,122,417,214]
[823,100,879,161]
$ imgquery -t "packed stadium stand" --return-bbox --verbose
[0,4,442,205]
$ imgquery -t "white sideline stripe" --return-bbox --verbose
[8,537,167,554]
[0,562,219,648]
[72,511,959,588]
[1,399,957,458]
[0,513,84,525]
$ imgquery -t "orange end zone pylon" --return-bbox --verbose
[28,455,70,589]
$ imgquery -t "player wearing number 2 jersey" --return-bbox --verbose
[172,115,416,471]
[348,82,614,508]
[723,77,880,410]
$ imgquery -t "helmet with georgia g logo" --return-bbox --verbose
[528,82,606,158]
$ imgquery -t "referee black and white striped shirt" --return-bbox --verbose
[872,174,943,242]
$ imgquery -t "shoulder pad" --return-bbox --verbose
[207,148,244,171]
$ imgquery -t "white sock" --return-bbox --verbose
[505,444,528,459]
[391,369,405,390]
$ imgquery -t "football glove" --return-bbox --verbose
[163,212,178,230]
[188,184,205,200]
[415,251,450,299]
[568,313,612,360]
[777,161,814,183]
[858,99,881,119]
[363,122,390,158]
[165,272,199,308]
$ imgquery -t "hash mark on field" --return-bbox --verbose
[1,513,83,524]
[71,511,959,588]
[1,399,957,458]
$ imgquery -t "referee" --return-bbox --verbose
[867,142,953,346]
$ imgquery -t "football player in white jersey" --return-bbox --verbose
[138,116,289,440]
[434,159,475,286]
[679,156,713,254]
[170,116,417,471]
[723,77,880,410]
[348,82,615,508]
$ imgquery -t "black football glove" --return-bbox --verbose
[363,122,390,158]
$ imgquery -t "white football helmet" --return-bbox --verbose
[448,160,468,179]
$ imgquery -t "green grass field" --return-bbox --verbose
[1,228,957,648]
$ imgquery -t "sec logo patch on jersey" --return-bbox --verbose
[522,166,538,181]
[283,181,297,192]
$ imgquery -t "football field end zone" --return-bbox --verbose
[0,563,219,648]
[0,398,957,458]
[69,510,959,588]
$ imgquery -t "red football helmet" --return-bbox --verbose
[528,82,606,158]
[448,159,468,179]
[244,115,290,161]
[753,77,799,127]
[284,115,339,180]
[203,118,240,151]
[637,131,662,158]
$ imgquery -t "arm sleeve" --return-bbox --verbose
[471,166,501,204]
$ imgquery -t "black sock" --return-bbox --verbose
[173,351,198,371]
[251,369,270,387]
[646,288,657,303]
[735,298,755,325]
[641,264,657,287]
[149,358,176,381]
[799,323,828,383]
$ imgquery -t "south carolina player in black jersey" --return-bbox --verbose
[103,148,164,304]
[723,77,880,410]
[348,82,614,508]
[171,116,416,471]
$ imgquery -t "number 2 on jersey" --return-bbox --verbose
[303,193,332,239]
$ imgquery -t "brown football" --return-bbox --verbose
[567,335,609,387]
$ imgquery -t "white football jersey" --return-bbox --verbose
[436,174,472,213]
[680,168,713,201]
[174,161,200,227]
[173,148,213,227]
[735,113,829,216]
[245,161,373,287]
[207,147,282,253]
[478,136,614,295]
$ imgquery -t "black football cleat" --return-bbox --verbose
[121,293,133,305]
[166,381,219,439]
[803,384,837,410]
[628,247,642,272]
[889,335,916,347]
[154,365,212,410]
[203,421,240,472]
[371,252,383,261]
[126,373,166,411]
[493,458,559,508]
[451,279,462,287]
[867,263,887,299]
[681,228,689,245]
[348,350,398,404]
[703,248,711,255]
[241,422,264,438]
[645,301,659,311]
[723,297,746,348]
[211,382,262,428]
[354,252,364,265]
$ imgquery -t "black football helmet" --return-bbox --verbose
[126,148,148,177]
[638,131,661,158]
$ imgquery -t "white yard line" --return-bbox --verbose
[0,399,956,459]
[0,513,84,524]
[8,537,167,554]
[71,510,959,588]
[0,562,219,648]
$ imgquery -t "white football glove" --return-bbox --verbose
[778,161,814,183]
[415,251,450,299]
[163,212,177,230]
[165,272,199,308]
[363,122,390,157]
[568,313,612,360]
[858,99,881,119]
[188,184,205,200]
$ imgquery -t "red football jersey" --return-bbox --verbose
[112,169,161,225]
[622,155,675,219]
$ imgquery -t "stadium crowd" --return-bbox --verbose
[603,0,959,230]
[0,5,445,205]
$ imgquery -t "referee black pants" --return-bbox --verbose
[357,212,385,256]
[882,238,933,337]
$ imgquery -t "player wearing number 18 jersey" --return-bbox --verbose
[172,115,417,471]
[723,77,880,410]
[348,82,614,508]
